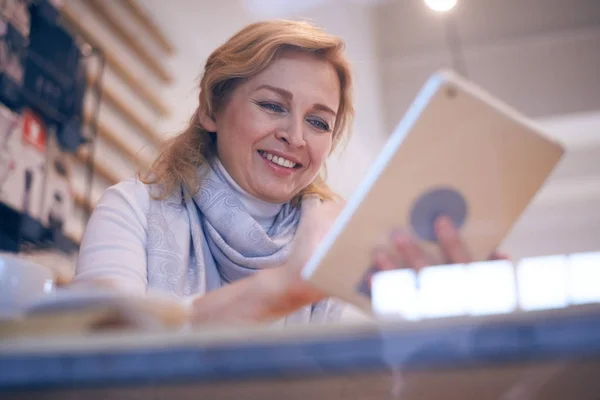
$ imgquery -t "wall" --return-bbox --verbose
[500,111,600,260]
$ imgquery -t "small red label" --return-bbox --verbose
[22,110,47,152]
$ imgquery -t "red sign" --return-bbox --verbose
[21,110,47,152]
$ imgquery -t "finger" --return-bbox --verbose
[489,250,511,261]
[435,216,471,264]
[362,250,398,291]
[391,231,429,270]
[373,249,399,271]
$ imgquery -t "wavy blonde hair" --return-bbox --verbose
[140,20,354,204]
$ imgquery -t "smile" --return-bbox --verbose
[257,150,301,169]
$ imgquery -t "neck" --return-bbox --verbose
[214,158,283,230]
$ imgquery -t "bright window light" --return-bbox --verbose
[465,260,517,316]
[418,264,468,318]
[568,252,600,305]
[424,0,457,12]
[370,252,600,323]
[517,255,568,311]
[371,269,420,320]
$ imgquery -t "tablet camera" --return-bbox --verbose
[409,187,467,242]
[445,85,458,98]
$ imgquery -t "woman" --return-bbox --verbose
[75,20,501,325]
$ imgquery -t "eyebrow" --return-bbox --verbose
[255,84,338,117]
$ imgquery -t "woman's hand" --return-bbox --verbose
[263,214,512,318]
[373,215,509,274]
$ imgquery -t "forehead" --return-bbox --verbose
[243,50,341,110]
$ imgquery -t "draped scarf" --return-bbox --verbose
[145,161,343,324]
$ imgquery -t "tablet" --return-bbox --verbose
[301,70,565,312]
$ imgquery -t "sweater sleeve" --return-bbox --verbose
[73,178,150,295]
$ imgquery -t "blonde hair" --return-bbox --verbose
[140,20,354,203]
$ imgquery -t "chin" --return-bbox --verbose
[260,192,294,204]
[255,187,297,204]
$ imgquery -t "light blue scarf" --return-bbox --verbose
[145,160,342,324]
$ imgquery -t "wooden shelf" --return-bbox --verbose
[75,147,121,187]
[66,231,81,246]
[62,223,82,246]
[87,73,165,150]
[60,4,171,118]
[116,0,175,55]
[111,92,164,148]
[73,190,93,215]
[91,76,164,148]
[85,0,172,84]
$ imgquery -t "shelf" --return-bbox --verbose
[0,203,79,253]
[60,4,172,118]
[73,190,94,215]
[75,147,121,186]
[82,107,155,169]
[85,0,173,84]
[86,74,165,148]
[116,0,175,55]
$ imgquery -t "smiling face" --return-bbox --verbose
[199,50,341,203]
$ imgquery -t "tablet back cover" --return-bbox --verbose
[302,71,564,311]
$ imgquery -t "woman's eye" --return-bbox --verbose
[259,102,286,114]
[307,118,331,132]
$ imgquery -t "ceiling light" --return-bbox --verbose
[424,0,457,12]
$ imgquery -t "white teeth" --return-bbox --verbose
[259,151,297,169]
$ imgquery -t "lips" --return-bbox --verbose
[257,150,302,169]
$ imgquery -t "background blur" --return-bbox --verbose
[1,0,599,266]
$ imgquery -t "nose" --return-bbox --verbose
[275,116,306,148]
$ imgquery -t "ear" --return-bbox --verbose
[197,110,217,132]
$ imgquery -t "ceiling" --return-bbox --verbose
[374,0,600,130]
[375,0,600,59]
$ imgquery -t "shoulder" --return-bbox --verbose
[96,178,187,228]
[88,178,158,233]
[99,177,152,213]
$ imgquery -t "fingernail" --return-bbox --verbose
[371,247,386,259]
[390,228,405,238]
[437,216,454,231]
[392,229,412,243]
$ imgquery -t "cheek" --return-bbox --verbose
[222,107,273,146]
[307,136,333,170]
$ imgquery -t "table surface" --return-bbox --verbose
[2,304,600,399]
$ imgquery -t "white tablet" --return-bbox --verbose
[301,70,565,312]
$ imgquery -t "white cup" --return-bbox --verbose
[0,253,55,317]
